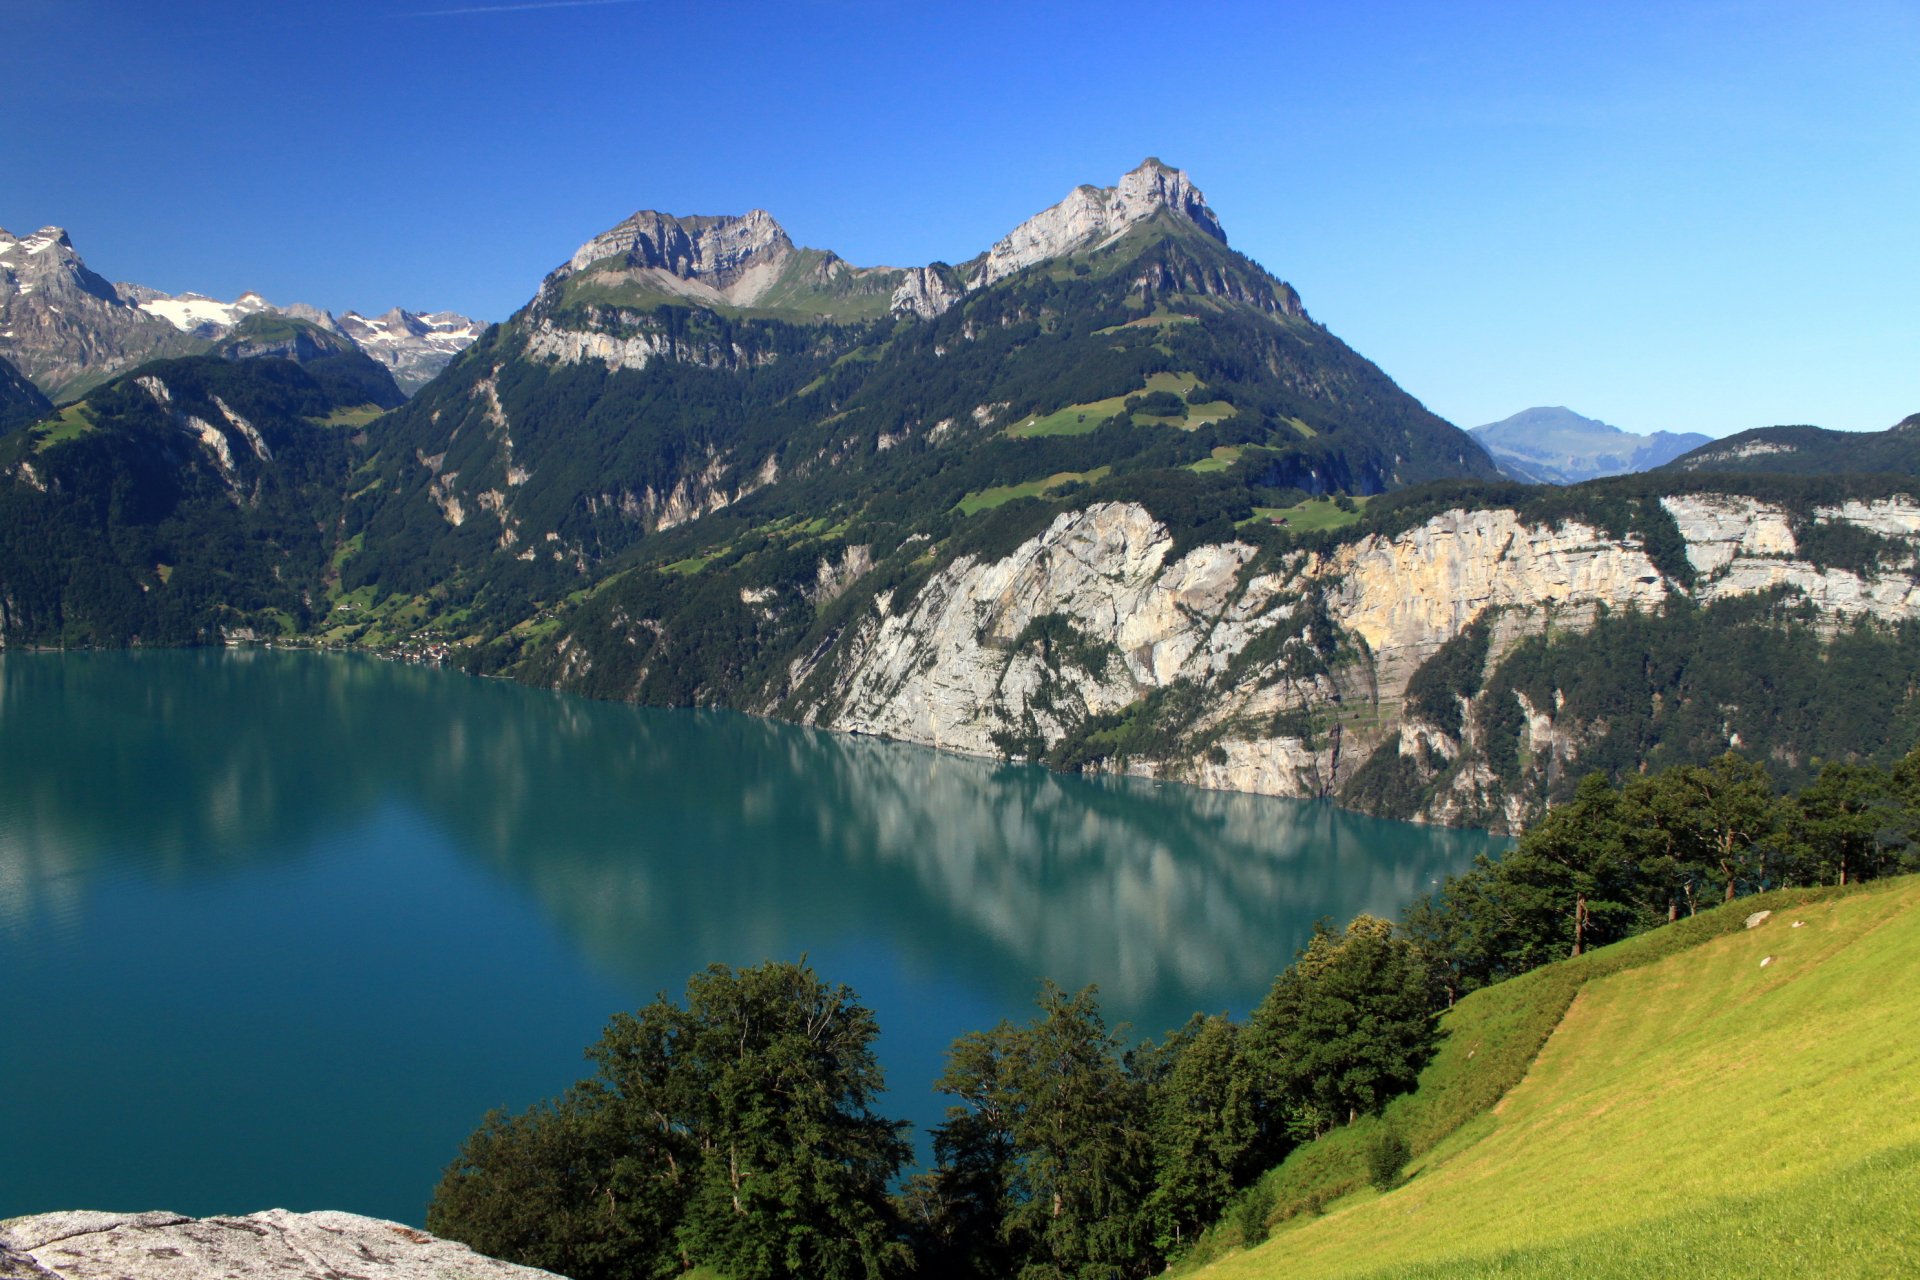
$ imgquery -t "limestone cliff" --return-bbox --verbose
[978,158,1227,289]
[0,1210,557,1279]
[779,493,1920,830]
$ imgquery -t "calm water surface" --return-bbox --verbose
[0,650,1505,1224]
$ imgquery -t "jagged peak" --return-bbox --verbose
[978,158,1225,289]
[11,225,75,256]
[564,207,795,281]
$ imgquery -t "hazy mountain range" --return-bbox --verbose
[1471,406,1711,484]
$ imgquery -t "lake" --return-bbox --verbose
[0,650,1505,1225]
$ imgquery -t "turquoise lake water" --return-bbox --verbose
[0,650,1505,1224]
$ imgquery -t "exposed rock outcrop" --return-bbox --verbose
[790,493,1920,829]
[0,1210,560,1279]
[978,157,1226,290]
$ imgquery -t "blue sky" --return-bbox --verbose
[3,0,1914,437]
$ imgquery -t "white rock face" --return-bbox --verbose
[890,265,963,320]
[799,493,1920,822]
[567,208,791,281]
[978,158,1226,289]
[0,1209,561,1279]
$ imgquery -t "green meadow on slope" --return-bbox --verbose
[1189,877,1920,1280]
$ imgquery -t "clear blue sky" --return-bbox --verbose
[4,0,1914,437]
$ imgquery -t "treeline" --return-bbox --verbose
[427,920,1434,1280]
[427,751,1919,1280]
[1406,750,1920,999]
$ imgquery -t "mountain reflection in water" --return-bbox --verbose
[0,650,1504,1223]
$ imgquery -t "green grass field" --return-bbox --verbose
[1188,877,1920,1280]
[306,402,390,429]
[1005,372,1236,438]
[1242,495,1372,532]
[954,466,1111,515]
[29,403,97,451]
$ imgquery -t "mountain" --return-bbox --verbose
[1470,406,1710,484]
[336,308,487,394]
[0,225,481,401]
[11,160,1920,830]
[0,226,205,401]
[0,351,51,430]
[0,325,401,645]
[1663,413,1920,476]
[341,157,1496,629]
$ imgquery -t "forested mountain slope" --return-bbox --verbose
[0,324,401,645]
[0,352,51,430]
[335,159,1496,641]
[1665,411,1920,476]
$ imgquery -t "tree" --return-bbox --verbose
[1791,762,1908,886]
[1501,772,1640,958]
[1641,753,1784,903]
[1141,1014,1264,1256]
[429,960,910,1280]
[426,1087,684,1280]
[1244,916,1438,1131]
[930,982,1155,1280]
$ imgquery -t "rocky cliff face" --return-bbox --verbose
[979,157,1226,289]
[782,493,1920,829]
[0,228,202,400]
[0,1210,557,1279]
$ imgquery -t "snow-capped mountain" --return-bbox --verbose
[337,308,487,394]
[0,227,202,399]
[0,225,482,401]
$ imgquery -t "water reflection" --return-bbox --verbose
[0,650,1497,1013]
[0,651,1503,1221]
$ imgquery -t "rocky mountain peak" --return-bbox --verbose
[564,207,796,289]
[977,157,1226,289]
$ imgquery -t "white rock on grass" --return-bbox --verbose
[0,1209,562,1280]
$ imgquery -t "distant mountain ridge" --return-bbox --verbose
[1471,406,1709,484]
[1662,413,1920,476]
[0,225,482,398]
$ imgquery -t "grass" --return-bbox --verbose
[30,403,97,451]
[1094,308,1200,335]
[307,403,389,429]
[1005,372,1236,438]
[1185,876,1920,1280]
[661,553,718,576]
[954,466,1111,516]
[1188,444,1287,474]
[1240,495,1371,532]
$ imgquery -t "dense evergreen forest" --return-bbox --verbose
[426,751,1920,1280]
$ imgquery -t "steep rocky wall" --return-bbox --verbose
[790,495,1920,828]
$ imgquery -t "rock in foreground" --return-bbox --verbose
[0,1209,561,1279]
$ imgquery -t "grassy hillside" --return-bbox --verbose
[1186,876,1920,1279]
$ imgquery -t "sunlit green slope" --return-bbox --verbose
[1194,877,1920,1279]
